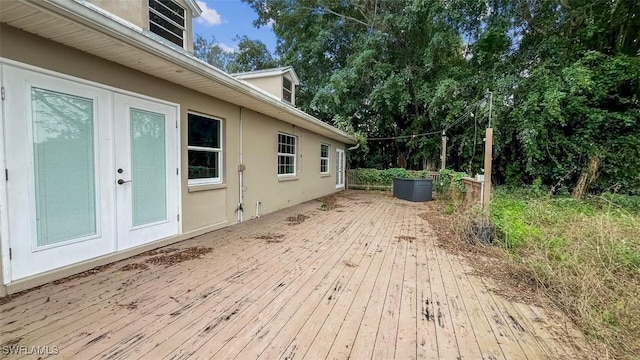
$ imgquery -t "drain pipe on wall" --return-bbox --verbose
[237,107,244,223]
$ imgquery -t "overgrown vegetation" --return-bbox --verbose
[353,168,435,186]
[474,188,640,359]
[241,0,639,195]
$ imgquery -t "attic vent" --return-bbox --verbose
[149,0,186,48]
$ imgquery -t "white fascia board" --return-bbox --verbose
[184,0,202,16]
[234,67,301,86]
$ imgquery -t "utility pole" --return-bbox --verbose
[440,131,447,170]
[482,91,493,209]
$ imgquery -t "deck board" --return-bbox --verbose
[0,192,591,360]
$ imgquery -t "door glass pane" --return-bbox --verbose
[130,108,167,226]
[32,87,97,246]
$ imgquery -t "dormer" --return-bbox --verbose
[232,67,300,106]
[86,0,202,52]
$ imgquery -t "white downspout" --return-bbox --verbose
[238,107,244,223]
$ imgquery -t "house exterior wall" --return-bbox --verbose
[242,108,343,218]
[0,25,345,294]
[242,75,283,101]
[86,0,194,52]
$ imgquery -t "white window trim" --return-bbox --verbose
[320,143,330,174]
[149,0,186,48]
[282,76,293,104]
[277,132,297,176]
[187,112,223,186]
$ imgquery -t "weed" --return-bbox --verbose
[488,189,640,359]
[317,194,343,211]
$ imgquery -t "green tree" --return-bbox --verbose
[243,0,640,194]
[193,34,279,73]
[227,36,280,73]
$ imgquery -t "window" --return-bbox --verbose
[149,0,186,47]
[282,77,293,103]
[188,113,222,185]
[320,144,330,174]
[277,133,296,176]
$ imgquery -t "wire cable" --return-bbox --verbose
[364,98,486,141]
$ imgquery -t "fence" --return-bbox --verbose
[346,169,441,191]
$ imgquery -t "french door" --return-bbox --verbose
[114,94,179,250]
[336,148,345,188]
[2,64,179,281]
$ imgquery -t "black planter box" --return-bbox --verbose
[392,178,433,202]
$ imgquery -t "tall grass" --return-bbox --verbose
[490,189,640,359]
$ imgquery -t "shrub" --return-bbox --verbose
[354,168,432,186]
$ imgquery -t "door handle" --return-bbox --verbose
[117,179,132,185]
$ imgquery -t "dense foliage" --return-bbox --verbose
[352,168,435,186]
[193,34,279,73]
[240,0,639,194]
[489,188,640,358]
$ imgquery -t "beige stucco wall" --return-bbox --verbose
[242,108,343,218]
[243,74,297,106]
[0,25,345,293]
[86,0,194,52]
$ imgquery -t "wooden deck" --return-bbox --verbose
[0,191,590,359]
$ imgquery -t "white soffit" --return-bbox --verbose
[0,0,355,145]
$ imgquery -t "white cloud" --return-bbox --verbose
[216,43,236,53]
[196,1,222,26]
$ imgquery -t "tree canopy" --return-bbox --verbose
[240,0,639,194]
[193,34,279,73]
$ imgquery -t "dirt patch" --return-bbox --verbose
[285,214,310,225]
[417,202,542,304]
[342,260,357,267]
[145,246,213,267]
[0,293,25,306]
[119,263,149,271]
[52,264,114,285]
[133,247,180,258]
[317,194,344,211]
[255,233,285,243]
[255,233,284,240]
[396,235,416,242]
[117,301,138,310]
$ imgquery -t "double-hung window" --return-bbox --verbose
[320,144,330,174]
[149,0,186,48]
[188,113,222,185]
[277,133,296,176]
[282,77,293,103]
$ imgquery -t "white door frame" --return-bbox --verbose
[0,62,11,284]
[0,59,182,283]
[2,64,116,280]
[336,148,345,189]
[114,93,180,250]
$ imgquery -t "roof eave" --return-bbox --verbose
[17,0,354,145]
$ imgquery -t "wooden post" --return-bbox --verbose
[440,132,447,170]
[482,128,493,208]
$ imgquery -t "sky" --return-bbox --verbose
[192,0,278,55]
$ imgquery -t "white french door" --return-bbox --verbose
[336,148,345,188]
[114,94,179,250]
[2,64,179,281]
